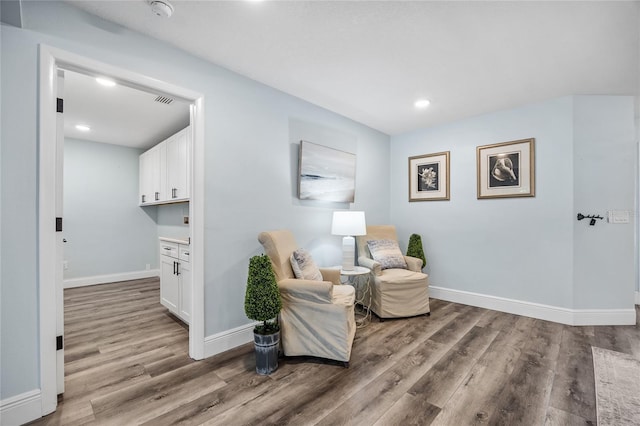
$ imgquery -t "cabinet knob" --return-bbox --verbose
[155,192,160,201]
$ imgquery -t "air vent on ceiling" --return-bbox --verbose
[154,95,174,105]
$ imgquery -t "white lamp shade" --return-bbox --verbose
[331,211,366,236]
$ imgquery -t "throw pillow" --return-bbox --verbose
[290,248,323,281]
[367,239,408,270]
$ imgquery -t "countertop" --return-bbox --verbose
[159,236,190,245]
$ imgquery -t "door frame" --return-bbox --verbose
[38,44,206,415]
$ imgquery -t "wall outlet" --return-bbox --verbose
[145,264,150,270]
[63,261,68,270]
[183,216,189,224]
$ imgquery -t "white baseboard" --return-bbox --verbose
[64,269,160,289]
[571,309,637,326]
[0,389,41,426]
[204,322,257,358]
[430,285,636,326]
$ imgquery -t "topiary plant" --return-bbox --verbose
[244,254,282,335]
[406,233,426,270]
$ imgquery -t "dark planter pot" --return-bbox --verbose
[253,330,280,375]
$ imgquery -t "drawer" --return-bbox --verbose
[160,242,179,259]
[179,246,190,262]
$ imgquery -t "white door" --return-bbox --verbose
[55,70,65,395]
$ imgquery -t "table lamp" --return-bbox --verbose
[331,211,366,271]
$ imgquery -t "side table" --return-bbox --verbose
[339,266,371,327]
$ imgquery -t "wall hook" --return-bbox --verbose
[576,213,603,226]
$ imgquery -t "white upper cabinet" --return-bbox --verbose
[139,145,164,204]
[166,127,190,202]
[139,126,190,206]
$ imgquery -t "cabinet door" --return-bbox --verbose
[166,127,190,201]
[160,255,179,314]
[139,151,151,205]
[139,144,166,204]
[179,260,191,324]
[150,144,167,202]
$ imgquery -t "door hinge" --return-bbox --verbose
[56,217,63,232]
[56,335,63,350]
[56,98,63,113]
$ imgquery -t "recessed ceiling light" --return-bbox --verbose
[414,99,431,109]
[96,77,116,87]
[75,124,91,132]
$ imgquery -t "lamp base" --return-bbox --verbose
[341,236,356,271]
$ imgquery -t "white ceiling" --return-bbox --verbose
[64,0,639,137]
[64,69,190,149]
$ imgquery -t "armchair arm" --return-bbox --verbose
[404,255,423,272]
[278,279,333,304]
[358,256,381,276]
[319,267,340,285]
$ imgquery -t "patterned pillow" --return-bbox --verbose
[367,239,408,270]
[290,248,323,281]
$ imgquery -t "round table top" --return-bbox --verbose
[339,266,370,276]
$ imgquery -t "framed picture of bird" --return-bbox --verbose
[477,138,535,199]
[408,151,450,201]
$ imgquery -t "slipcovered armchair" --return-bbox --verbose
[258,230,356,365]
[357,225,430,319]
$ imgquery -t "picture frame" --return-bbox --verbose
[476,138,535,199]
[298,140,356,203]
[408,151,450,201]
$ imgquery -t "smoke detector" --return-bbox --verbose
[148,0,174,18]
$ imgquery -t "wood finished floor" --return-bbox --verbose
[28,278,640,426]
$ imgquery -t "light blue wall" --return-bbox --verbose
[390,96,636,311]
[63,138,158,279]
[1,22,40,399]
[572,96,636,309]
[391,97,575,307]
[156,203,189,240]
[0,2,390,400]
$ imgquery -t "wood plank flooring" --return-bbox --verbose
[28,279,640,425]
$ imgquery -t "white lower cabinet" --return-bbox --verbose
[159,239,190,324]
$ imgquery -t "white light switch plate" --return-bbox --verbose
[607,210,630,224]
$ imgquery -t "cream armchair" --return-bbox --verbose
[258,230,356,365]
[357,225,430,319]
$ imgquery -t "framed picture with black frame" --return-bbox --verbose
[476,138,535,199]
[408,151,450,201]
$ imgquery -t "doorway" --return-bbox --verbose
[38,45,205,416]
[58,67,191,395]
